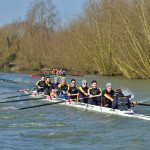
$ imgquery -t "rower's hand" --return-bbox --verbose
[89,95,93,98]
[62,91,67,95]
[68,93,71,96]
[110,98,114,102]
[99,93,102,96]
[84,93,88,96]
[38,86,43,89]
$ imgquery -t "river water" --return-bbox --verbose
[0,73,150,150]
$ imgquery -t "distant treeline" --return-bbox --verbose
[0,0,150,79]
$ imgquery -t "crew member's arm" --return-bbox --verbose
[104,94,113,102]
[58,84,62,94]
[36,80,43,89]
[78,87,88,96]
[36,80,40,86]
[88,88,93,98]
[67,85,71,96]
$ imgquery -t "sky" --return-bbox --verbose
[0,0,86,27]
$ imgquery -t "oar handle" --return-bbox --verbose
[78,95,100,100]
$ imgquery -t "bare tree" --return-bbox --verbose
[26,0,58,34]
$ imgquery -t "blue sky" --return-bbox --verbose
[0,0,86,27]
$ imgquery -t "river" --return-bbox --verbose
[0,73,150,150]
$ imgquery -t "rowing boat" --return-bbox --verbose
[24,91,150,121]
[29,74,41,78]
[57,76,66,78]
[71,74,84,77]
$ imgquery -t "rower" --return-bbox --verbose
[58,77,68,99]
[112,89,131,110]
[35,76,47,93]
[102,83,115,108]
[68,79,78,100]
[50,77,59,98]
[44,77,51,95]
[88,80,102,105]
[78,80,89,103]
[61,70,66,77]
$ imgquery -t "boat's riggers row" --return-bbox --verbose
[0,94,98,104]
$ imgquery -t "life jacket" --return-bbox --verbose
[112,93,131,110]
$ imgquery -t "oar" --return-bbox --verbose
[132,102,150,106]
[0,89,27,95]
[18,100,64,110]
[0,78,18,84]
[0,90,21,95]
[0,88,36,95]
[1,93,32,100]
[0,97,47,103]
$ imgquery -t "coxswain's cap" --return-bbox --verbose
[106,83,112,88]
[82,80,87,84]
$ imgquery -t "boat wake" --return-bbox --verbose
[122,89,134,99]
[138,99,149,103]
